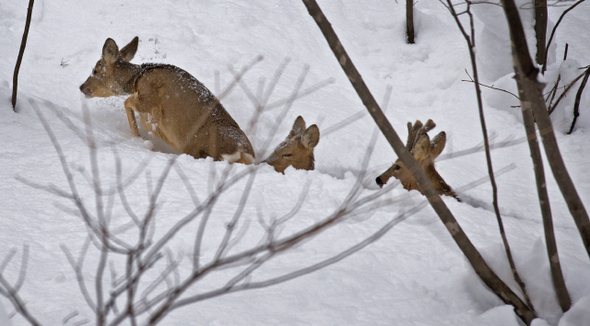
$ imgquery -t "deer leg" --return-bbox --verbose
[124,96,141,137]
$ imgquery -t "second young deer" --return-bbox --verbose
[79,37,255,164]
[375,119,458,199]
[264,116,320,174]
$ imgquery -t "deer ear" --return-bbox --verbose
[301,124,320,149]
[413,134,431,161]
[407,120,423,146]
[120,36,139,62]
[430,132,446,159]
[410,120,424,135]
[102,38,119,64]
[423,119,436,133]
[288,116,306,139]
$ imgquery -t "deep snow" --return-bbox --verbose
[1,0,590,325]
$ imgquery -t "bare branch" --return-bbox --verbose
[214,170,260,261]
[535,0,548,65]
[113,147,140,226]
[163,197,429,314]
[15,176,74,199]
[13,246,29,292]
[232,58,291,137]
[449,0,536,312]
[502,0,590,260]
[30,101,104,246]
[61,241,97,312]
[548,66,588,114]
[193,163,239,271]
[0,247,43,326]
[567,65,590,133]
[0,249,17,275]
[250,65,311,161]
[139,251,181,307]
[503,0,585,312]
[462,70,520,99]
[12,0,35,111]
[172,164,200,208]
[303,0,537,324]
[542,0,586,73]
[264,77,334,112]
[216,55,264,102]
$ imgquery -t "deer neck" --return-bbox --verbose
[116,61,143,95]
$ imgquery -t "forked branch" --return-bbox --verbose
[301,0,536,324]
[444,0,536,314]
[501,0,590,260]
[0,247,42,326]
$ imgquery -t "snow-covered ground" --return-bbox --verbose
[1,0,589,325]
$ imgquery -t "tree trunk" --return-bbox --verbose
[406,0,415,44]
[501,0,590,258]
[520,81,571,312]
[12,0,35,112]
[534,0,547,66]
[301,0,536,324]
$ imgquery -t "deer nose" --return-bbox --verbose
[80,84,91,96]
[375,176,384,188]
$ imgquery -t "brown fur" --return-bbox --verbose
[376,119,458,200]
[80,37,255,164]
[264,116,320,174]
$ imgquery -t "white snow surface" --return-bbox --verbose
[1,1,590,325]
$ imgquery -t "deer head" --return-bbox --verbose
[376,119,457,199]
[264,116,320,174]
[79,37,140,98]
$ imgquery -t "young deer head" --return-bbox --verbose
[80,37,140,98]
[376,119,457,199]
[264,116,320,174]
[79,37,255,165]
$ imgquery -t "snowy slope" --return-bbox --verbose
[1,0,590,325]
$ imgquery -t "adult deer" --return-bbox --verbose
[264,116,320,174]
[375,119,458,200]
[80,36,255,164]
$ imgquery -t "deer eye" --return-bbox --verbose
[282,153,293,158]
[393,165,401,171]
[93,69,98,75]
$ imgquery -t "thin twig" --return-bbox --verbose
[214,170,260,261]
[462,70,520,100]
[450,0,536,312]
[163,197,429,313]
[0,247,42,326]
[567,65,590,134]
[172,164,201,208]
[12,0,35,111]
[542,0,586,73]
[62,241,97,312]
[302,0,536,324]
[502,0,590,261]
[548,66,588,114]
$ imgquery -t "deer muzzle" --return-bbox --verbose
[79,83,93,98]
